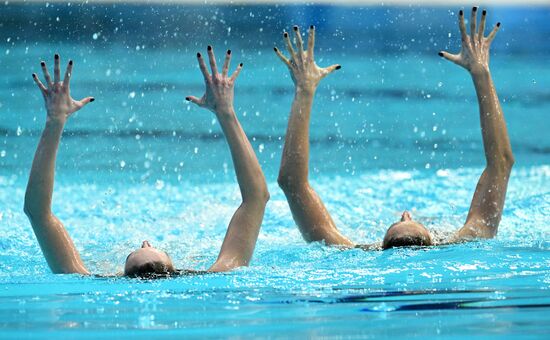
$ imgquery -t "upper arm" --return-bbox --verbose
[208,198,267,273]
[26,213,89,275]
[279,182,353,247]
[455,165,513,241]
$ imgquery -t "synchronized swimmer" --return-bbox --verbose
[24,7,513,277]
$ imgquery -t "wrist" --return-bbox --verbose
[215,107,236,119]
[469,65,490,78]
[45,115,67,128]
[295,85,316,97]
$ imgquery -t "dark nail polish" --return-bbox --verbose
[293,25,298,31]
[197,52,201,58]
[90,98,95,102]
[54,54,59,59]
[32,73,36,78]
[438,52,444,57]
[274,47,278,51]
[227,49,231,55]
[284,32,288,38]
[41,61,45,66]
[472,6,477,11]
[207,45,212,51]
[335,65,341,70]
[482,10,487,15]
[459,10,463,16]
[185,97,190,101]
[497,22,501,27]
[69,60,73,65]
[310,25,314,29]
[239,63,243,67]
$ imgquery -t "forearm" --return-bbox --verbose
[278,87,315,185]
[216,110,268,202]
[24,119,64,217]
[471,68,514,169]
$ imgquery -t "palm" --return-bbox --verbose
[33,55,94,122]
[274,25,341,91]
[440,7,501,73]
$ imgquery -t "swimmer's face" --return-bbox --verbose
[124,240,176,277]
[382,211,432,249]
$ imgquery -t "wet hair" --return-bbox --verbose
[124,260,174,278]
[382,233,431,250]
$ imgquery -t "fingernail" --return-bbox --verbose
[293,25,298,31]
[438,52,444,57]
[497,22,501,27]
[197,52,201,58]
[310,25,314,29]
[41,61,45,66]
[335,65,341,70]
[227,49,231,55]
[54,54,59,59]
[472,6,477,11]
[273,47,278,51]
[482,9,487,15]
[69,60,73,65]
[32,73,36,78]
[207,45,212,51]
[185,97,190,101]
[239,63,243,67]
[284,32,288,38]
[90,98,95,102]
[459,10,463,16]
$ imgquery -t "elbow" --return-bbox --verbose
[257,186,270,205]
[278,172,303,193]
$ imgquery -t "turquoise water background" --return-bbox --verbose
[0,3,549,337]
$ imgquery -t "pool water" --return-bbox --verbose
[0,3,549,337]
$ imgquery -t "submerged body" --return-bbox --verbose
[275,8,514,250]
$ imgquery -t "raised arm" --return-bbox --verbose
[440,8,514,240]
[24,55,94,274]
[186,46,269,272]
[274,26,352,246]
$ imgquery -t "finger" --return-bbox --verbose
[185,95,203,106]
[40,61,53,87]
[197,52,210,80]
[221,49,231,77]
[32,73,47,93]
[293,25,304,53]
[439,51,461,65]
[307,25,315,61]
[207,45,218,76]
[478,9,487,41]
[63,59,73,87]
[470,7,478,44]
[320,64,341,79]
[458,10,468,43]
[283,31,296,60]
[76,96,95,108]
[230,63,243,82]
[54,53,61,83]
[486,22,501,44]
[273,47,292,68]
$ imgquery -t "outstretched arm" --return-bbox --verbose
[440,8,514,240]
[274,26,352,246]
[24,55,94,274]
[187,47,269,272]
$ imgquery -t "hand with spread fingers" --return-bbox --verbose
[186,46,243,116]
[274,25,341,92]
[32,54,94,124]
[439,7,500,74]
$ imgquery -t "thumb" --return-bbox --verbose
[321,64,341,79]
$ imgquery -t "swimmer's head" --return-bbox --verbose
[382,211,432,249]
[124,240,176,278]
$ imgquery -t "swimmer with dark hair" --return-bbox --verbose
[24,47,269,277]
[274,8,513,250]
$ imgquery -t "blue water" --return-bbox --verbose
[0,3,549,337]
